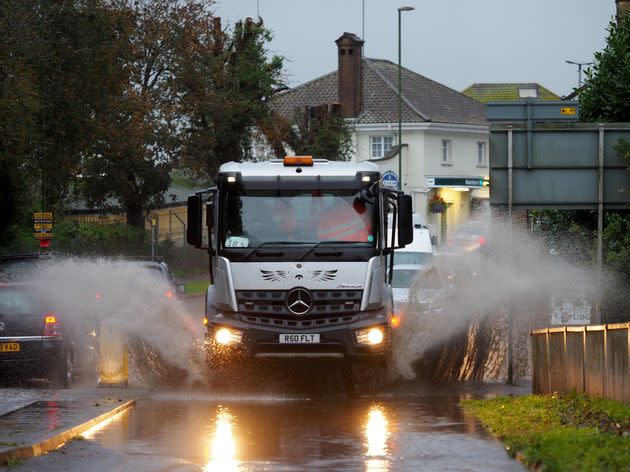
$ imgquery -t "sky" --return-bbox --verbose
[212,0,616,97]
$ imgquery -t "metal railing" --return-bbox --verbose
[531,323,630,402]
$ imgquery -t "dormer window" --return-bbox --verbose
[518,88,538,98]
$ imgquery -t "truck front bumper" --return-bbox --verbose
[204,311,391,363]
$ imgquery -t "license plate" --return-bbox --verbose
[0,342,20,352]
[279,334,320,344]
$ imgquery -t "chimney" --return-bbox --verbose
[617,0,630,20]
[335,33,364,118]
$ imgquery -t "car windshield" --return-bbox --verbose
[144,265,167,279]
[394,252,433,265]
[392,269,418,289]
[222,189,375,247]
[0,287,40,314]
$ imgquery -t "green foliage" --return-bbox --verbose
[580,15,630,123]
[175,16,285,179]
[53,220,146,255]
[530,210,597,267]
[284,105,353,161]
[462,393,630,472]
[534,15,630,321]
[5,457,22,468]
[78,0,182,228]
[603,212,630,280]
[1,0,286,239]
[0,0,121,238]
[184,279,210,295]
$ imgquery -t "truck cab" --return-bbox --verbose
[187,157,413,375]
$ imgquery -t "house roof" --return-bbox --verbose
[462,83,559,103]
[271,58,487,126]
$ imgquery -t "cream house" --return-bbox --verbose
[268,33,489,243]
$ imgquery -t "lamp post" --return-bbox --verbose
[398,6,414,191]
[566,60,593,89]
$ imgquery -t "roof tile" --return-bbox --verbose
[271,59,486,126]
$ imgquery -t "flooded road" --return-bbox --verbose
[22,384,525,471]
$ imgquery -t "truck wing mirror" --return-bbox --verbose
[397,194,413,247]
[187,195,203,248]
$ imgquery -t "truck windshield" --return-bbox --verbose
[222,189,376,248]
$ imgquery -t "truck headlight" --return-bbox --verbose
[355,326,385,346]
[214,327,243,346]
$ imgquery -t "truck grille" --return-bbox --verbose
[235,290,363,317]
[239,314,359,329]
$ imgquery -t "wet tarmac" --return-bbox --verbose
[20,384,526,471]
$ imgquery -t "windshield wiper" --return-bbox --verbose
[298,241,359,261]
[236,241,305,262]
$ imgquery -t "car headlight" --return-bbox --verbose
[214,327,243,346]
[355,326,385,346]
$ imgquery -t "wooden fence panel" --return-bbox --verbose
[548,329,567,393]
[606,326,629,402]
[584,328,606,397]
[565,329,585,393]
[531,324,628,401]
[531,329,549,394]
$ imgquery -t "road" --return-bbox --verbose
[16,382,525,471]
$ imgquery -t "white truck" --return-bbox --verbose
[187,156,413,387]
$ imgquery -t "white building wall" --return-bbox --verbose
[353,123,489,242]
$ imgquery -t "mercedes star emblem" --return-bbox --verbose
[286,288,312,316]
[0,322,5,333]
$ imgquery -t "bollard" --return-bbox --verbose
[97,319,129,387]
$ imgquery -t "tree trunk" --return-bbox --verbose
[126,204,145,229]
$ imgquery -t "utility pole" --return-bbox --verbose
[566,60,593,89]
[397,6,414,191]
[362,0,365,43]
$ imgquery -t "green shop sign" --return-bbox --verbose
[426,177,485,188]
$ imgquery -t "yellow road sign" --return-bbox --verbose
[33,212,53,220]
[34,223,53,230]
[560,107,577,116]
[33,232,53,239]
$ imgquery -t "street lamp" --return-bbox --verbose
[566,60,593,88]
[398,6,414,191]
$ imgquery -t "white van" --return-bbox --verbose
[388,214,434,267]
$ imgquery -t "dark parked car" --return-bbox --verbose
[0,282,75,388]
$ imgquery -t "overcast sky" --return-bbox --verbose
[212,0,615,97]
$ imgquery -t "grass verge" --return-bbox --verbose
[184,279,209,295]
[461,393,630,471]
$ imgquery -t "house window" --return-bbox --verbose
[477,142,487,166]
[370,136,393,158]
[441,139,452,165]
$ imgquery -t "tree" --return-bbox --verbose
[174,16,284,179]
[80,0,186,228]
[259,104,353,161]
[0,1,41,243]
[580,15,630,123]
[536,13,630,321]
[0,0,128,241]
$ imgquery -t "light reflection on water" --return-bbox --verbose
[364,404,391,472]
[204,407,240,472]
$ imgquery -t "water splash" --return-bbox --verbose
[393,214,598,382]
[26,257,203,386]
